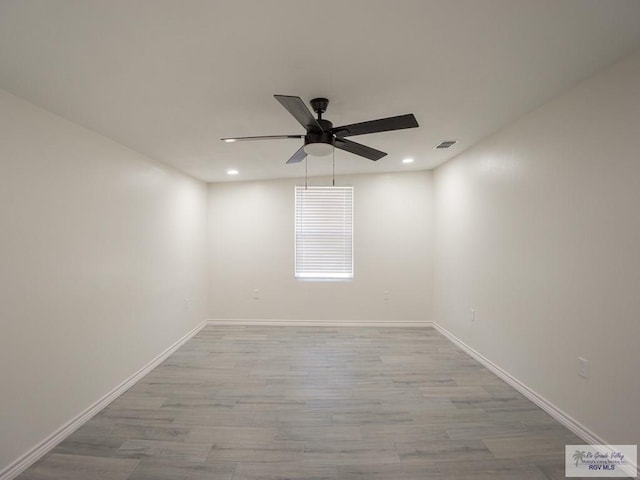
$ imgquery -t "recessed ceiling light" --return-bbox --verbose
[223,138,236,143]
[227,169,239,175]
[402,158,414,164]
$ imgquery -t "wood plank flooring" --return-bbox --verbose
[17,326,590,479]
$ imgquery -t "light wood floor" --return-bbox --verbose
[18,326,588,479]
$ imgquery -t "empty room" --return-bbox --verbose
[1,1,639,479]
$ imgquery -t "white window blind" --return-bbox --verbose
[295,186,353,279]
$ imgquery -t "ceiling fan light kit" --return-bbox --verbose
[221,95,419,164]
[303,141,333,157]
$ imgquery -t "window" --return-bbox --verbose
[295,186,353,279]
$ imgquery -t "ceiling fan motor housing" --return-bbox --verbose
[305,130,334,145]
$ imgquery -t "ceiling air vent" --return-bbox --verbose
[435,140,457,149]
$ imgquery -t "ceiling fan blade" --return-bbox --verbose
[274,95,322,131]
[221,135,303,142]
[334,138,387,161]
[332,113,418,137]
[286,145,308,164]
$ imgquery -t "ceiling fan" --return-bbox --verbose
[221,95,419,164]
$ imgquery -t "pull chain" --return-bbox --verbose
[332,146,335,186]
[305,155,308,189]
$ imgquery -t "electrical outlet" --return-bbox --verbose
[578,357,589,378]
[252,289,260,300]
[383,290,390,300]
[470,308,476,323]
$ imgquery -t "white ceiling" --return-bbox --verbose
[1,0,640,183]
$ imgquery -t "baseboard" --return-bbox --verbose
[434,324,615,436]
[0,319,208,480]
[431,322,603,443]
[432,322,638,477]
[207,318,433,327]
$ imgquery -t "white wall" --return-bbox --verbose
[208,171,433,323]
[0,89,208,471]
[433,51,640,445]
